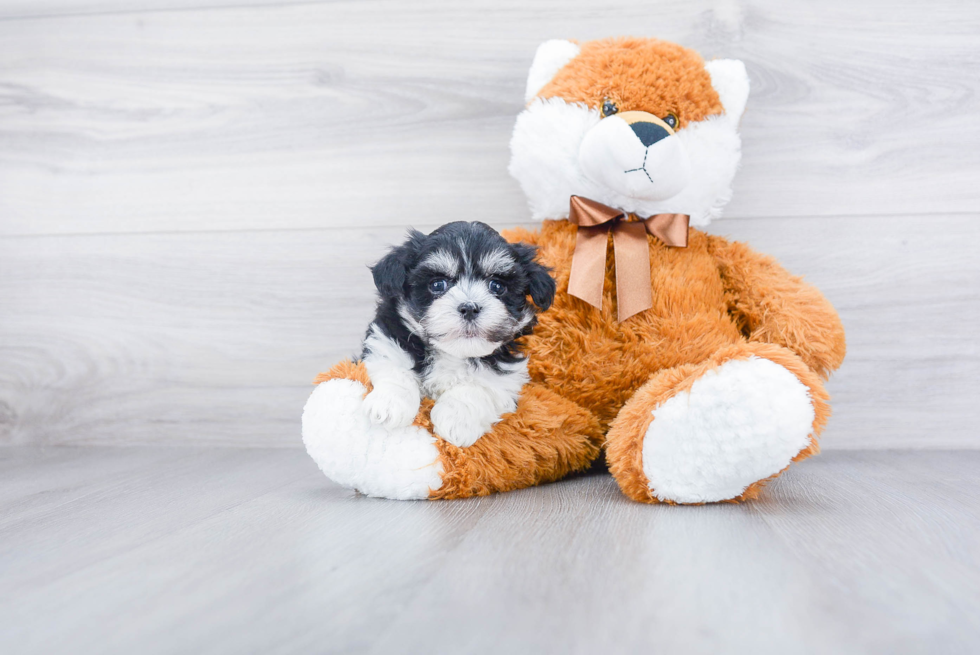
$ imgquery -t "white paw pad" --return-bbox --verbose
[642,356,815,503]
[302,379,443,499]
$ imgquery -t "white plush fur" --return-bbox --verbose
[524,40,580,102]
[302,379,443,499]
[578,114,691,201]
[361,325,422,429]
[508,99,742,226]
[705,59,750,124]
[641,356,815,503]
[508,98,600,218]
[426,355,528,448]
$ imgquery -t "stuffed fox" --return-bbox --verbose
[303,37,846,504]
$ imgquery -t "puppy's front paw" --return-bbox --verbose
[431,396,495,448]
[362,385,420,428]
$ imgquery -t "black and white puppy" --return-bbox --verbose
[361,221,556,447]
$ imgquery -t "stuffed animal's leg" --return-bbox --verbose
[302,360,603,500]
[604,342,830,504]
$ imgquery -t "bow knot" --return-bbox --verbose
[566,195,690,322]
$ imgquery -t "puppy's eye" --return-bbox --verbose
[428,279,448,294]
[600,99,619,118]
[488,280,506,296]
[663,113,678,130]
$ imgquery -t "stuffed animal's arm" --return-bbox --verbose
[707,235,846,379]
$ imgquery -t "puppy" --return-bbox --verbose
[361,221,556,447]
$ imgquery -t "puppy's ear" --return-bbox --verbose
[512,243,556,311]
[371,230,423,299]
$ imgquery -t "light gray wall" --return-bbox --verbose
[1,0,977,448]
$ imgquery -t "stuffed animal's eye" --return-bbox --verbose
[663,113,678,130]
[428,279,448,294]
[600,99,619,118]
[488,280,506,296]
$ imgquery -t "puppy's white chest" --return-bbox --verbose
[421,354,477,398]
[420,353,529,401]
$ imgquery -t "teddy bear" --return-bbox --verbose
[302,36,846,504]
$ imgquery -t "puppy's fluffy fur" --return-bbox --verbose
[361,221,556,447]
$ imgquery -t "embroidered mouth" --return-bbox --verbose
[624,148,654,184]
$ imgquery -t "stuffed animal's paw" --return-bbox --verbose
[362,384,420,428]
[430,394,497,448]
[640,356,815,503]
[302,378,442,500]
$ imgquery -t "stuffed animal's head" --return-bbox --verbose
[508,37,749,226]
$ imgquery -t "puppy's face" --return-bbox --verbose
[372,222,556,359]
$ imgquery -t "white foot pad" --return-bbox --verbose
[642,356,815,503]
[302,379,444,500]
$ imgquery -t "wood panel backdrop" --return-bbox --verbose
[1,0,978,448]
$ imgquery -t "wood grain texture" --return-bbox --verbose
[1,0,978,448]
[1,214,978,448]
[1,447,978,654]
[1,0,979,235]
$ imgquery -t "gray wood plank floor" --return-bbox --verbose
[1,447,978,654]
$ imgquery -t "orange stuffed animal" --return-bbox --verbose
[302,37,846,504]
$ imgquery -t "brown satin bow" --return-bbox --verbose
[566,195,690,322]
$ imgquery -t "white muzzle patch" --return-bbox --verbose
[578,115,691,201]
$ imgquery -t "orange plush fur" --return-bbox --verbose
[314,38,846,502]
[537,38,724,128]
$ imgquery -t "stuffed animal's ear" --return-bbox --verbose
[705,59,750,124]
[371,230,423,299]
[512,243,557,310]
[524,40,580,102]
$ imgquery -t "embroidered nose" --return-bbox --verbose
[457,302,481,321]
[630,121,670,147]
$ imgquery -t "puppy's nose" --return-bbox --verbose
[630,121,670,147]
[457,302,481,321]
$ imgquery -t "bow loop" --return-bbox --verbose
[566,195,690,322]
[567,195,626,227]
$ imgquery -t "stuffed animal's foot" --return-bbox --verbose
[638,356,813,503]
[606,344,830,504]
[302,377,443,500]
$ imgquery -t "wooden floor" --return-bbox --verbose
[1,448,977,654]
